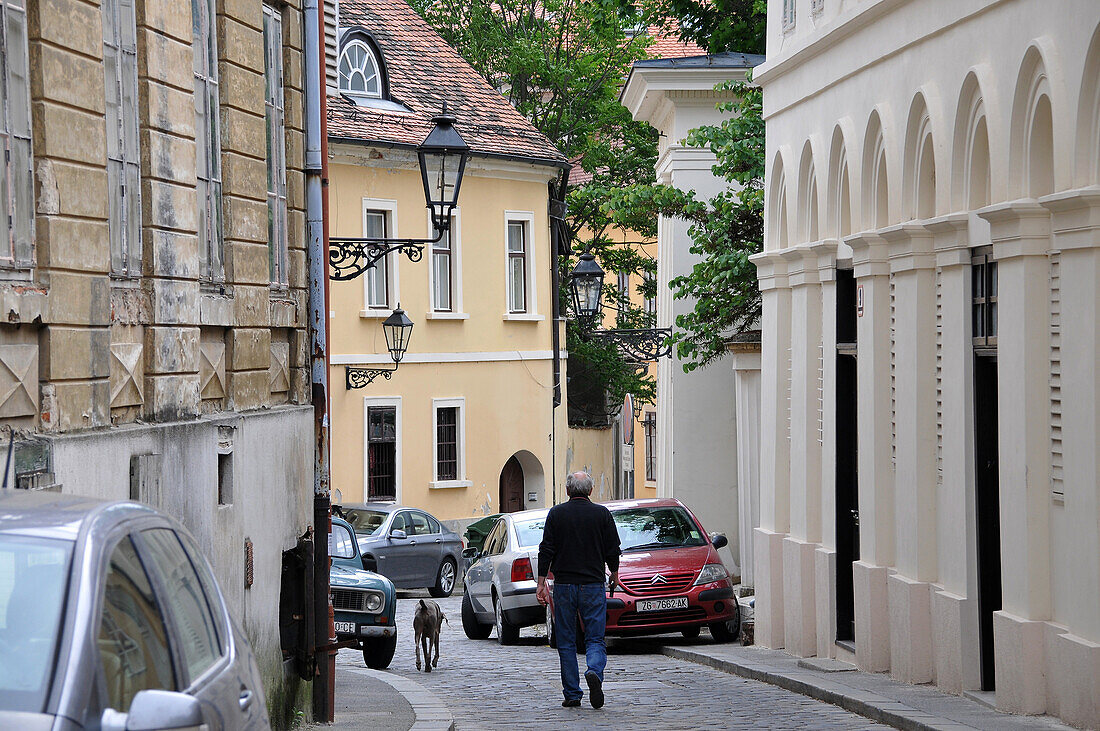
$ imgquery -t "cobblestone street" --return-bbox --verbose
[334,592,887,730]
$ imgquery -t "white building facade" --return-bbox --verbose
[753,1,1100,726]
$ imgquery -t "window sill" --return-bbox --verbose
[359,309,394,319]
[425,311,470,320]
[502,313,544,322]
[429,479,472,490]
[644,480,657,488]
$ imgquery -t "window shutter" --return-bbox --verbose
[324,0,338,92]
[6,0,33,266]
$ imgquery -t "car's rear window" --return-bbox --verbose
[0,534,72,712]
[513,517,546,548]
[344,509,388,537]
[612,506,707,551]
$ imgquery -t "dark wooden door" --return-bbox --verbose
[835,269,859,643]
[974,354,1001,691]
[499,456,524,513]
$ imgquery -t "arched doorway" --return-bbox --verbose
[499,456,524,513]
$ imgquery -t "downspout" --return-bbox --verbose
[549,167,570,506]
[303,0,333,722]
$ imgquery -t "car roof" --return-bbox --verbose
[0,490,157,541]
[503,508,549,522]
[338,502,400,515]
[599,497,686,511]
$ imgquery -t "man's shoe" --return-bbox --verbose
[585,671,604,709]
[562,699,581,708]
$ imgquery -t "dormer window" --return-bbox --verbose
[339,38,382,97]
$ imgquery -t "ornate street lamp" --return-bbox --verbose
[568,251,672,362]
[345,305,414,388]
[330,103,471,281]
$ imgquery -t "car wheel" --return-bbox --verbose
[363,632,398,669]
[462,591,492,640]
[494,594,520,645]
[709,600,741,644]
[681,626,701,639]
[429,557,457,598]
[545,602,556,648]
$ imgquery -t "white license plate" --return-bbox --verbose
[636,596,689,612]
[334,621,356,634]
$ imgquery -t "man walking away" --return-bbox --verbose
[536,472,621,709]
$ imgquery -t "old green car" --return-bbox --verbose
[330,516,398,668]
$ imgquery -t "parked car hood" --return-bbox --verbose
[617,545,717,575]
[330,564,391,591]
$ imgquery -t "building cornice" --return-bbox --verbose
[879,222,936,273]
[750,250,789,290]
[622,65,751,128]
[844,231,890,278]
[924,212,972,268]
[331,350,558,366]
[978,199,1051,259]
[1039,187,1100,251]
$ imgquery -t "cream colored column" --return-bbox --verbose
[751,251,791,649]
[814,240,841,658]
[845,232,893,672]
[1038,188,1100,730]
[730,343,762,591]
[924,212,981,694]
[879,223,937,684]
[979,200,1052,716]
[782,245,823,657]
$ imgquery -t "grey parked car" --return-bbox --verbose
[461,509,548,644]
[337,503,463,597]
[0,490,269,731]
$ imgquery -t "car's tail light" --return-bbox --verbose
[511,557,534,582]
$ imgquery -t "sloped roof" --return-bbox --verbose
[643,23,705,59]
[329,0,566,166]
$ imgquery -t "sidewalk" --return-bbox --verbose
[303,662,454,731]
[649,640,1073,731]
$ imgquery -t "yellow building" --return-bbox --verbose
[325,0,568,521]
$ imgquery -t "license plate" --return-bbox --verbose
[334,621,356,634]
[636,596,688,612]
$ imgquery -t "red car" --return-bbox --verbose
[546,498,740,644]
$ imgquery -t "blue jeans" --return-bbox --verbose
[553,582,607,701]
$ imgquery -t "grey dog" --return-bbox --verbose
[413,598,447,672]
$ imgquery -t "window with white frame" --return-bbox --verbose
[432,398,467,486]
[643,411,657,482]
[782,0,796,31]
[0,0,34,269]
[363,208,392,310]
[263,5,288,286]
[643,269,656,323]
[192,0,223,283]
[432,214,455,312]
[506,216,532,314]
[338,39,382,98]
[103,0,141,277]
[364,398,400,501]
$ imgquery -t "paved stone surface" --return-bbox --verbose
[335,592,888,730]
[304,664,416,731]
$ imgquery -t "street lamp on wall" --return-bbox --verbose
[345,305,414,389]
[330,103,470,281]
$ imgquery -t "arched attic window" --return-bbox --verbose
[339,32,387,99]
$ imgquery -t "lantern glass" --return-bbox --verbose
[570,252,605,321]
[417,105,470,233]
[382,306,414,363]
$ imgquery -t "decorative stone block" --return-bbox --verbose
[200,332,226,401]
[270,339,290,394]
[0,343,38,418]
[110,341,144,408]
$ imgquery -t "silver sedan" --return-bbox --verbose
[461,509,548,644]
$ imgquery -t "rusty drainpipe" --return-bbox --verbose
[303,0,334,721]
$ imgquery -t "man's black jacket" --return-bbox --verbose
[537,496,621,585]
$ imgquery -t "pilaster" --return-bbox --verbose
[730,345,762,591]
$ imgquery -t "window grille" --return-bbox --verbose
[432,216,453,311]
[103,0,141,277]
[367,406,397,501]
[263,5,288,286]
[338,40,382,97]
[435,406,458,481]
[643,411,657,482]
[0,0,33,268]
[192,0,224,283]
[507,220,528,313]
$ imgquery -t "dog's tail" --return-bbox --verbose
[442,612,449,624]
[419,599,427,610]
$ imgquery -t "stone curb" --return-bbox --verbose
[343,666,455,731]
[659,645,963,731]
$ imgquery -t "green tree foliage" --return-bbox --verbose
[633,0,767,54]
[411,0,661,413]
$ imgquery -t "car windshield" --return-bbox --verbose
[344,509,388,537]
[0,534,72,712]
[612,506,708,552]
[513,516,546,548]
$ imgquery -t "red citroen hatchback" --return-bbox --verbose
[547,498,739,643]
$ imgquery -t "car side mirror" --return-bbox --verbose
[462,546,480,560]
[101,689,205,731]
[390,529,407,540]
[710,532,728,550]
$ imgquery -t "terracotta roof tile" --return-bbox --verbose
[329,0,566,165]
[644,23,705,59]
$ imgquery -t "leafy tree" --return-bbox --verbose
[411,0,661,415]
[633,0,767,55]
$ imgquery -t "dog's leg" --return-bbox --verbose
[415,629,422,671]
[421,633,432,672]
[431,630,439,668]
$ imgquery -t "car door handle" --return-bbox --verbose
[239,687,254,711]
[434,538,443,543]
[409,540,417,545]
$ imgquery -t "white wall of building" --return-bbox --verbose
[754,1,1100,726]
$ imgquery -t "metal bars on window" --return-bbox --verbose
[0,0,33,268]
[192,0,223,283]
[643,411,656,482]
[367,405,397,501]
[971,247,997,351]
[435,406,458,481]
[103,0,141,277]
[263,5,288,286]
